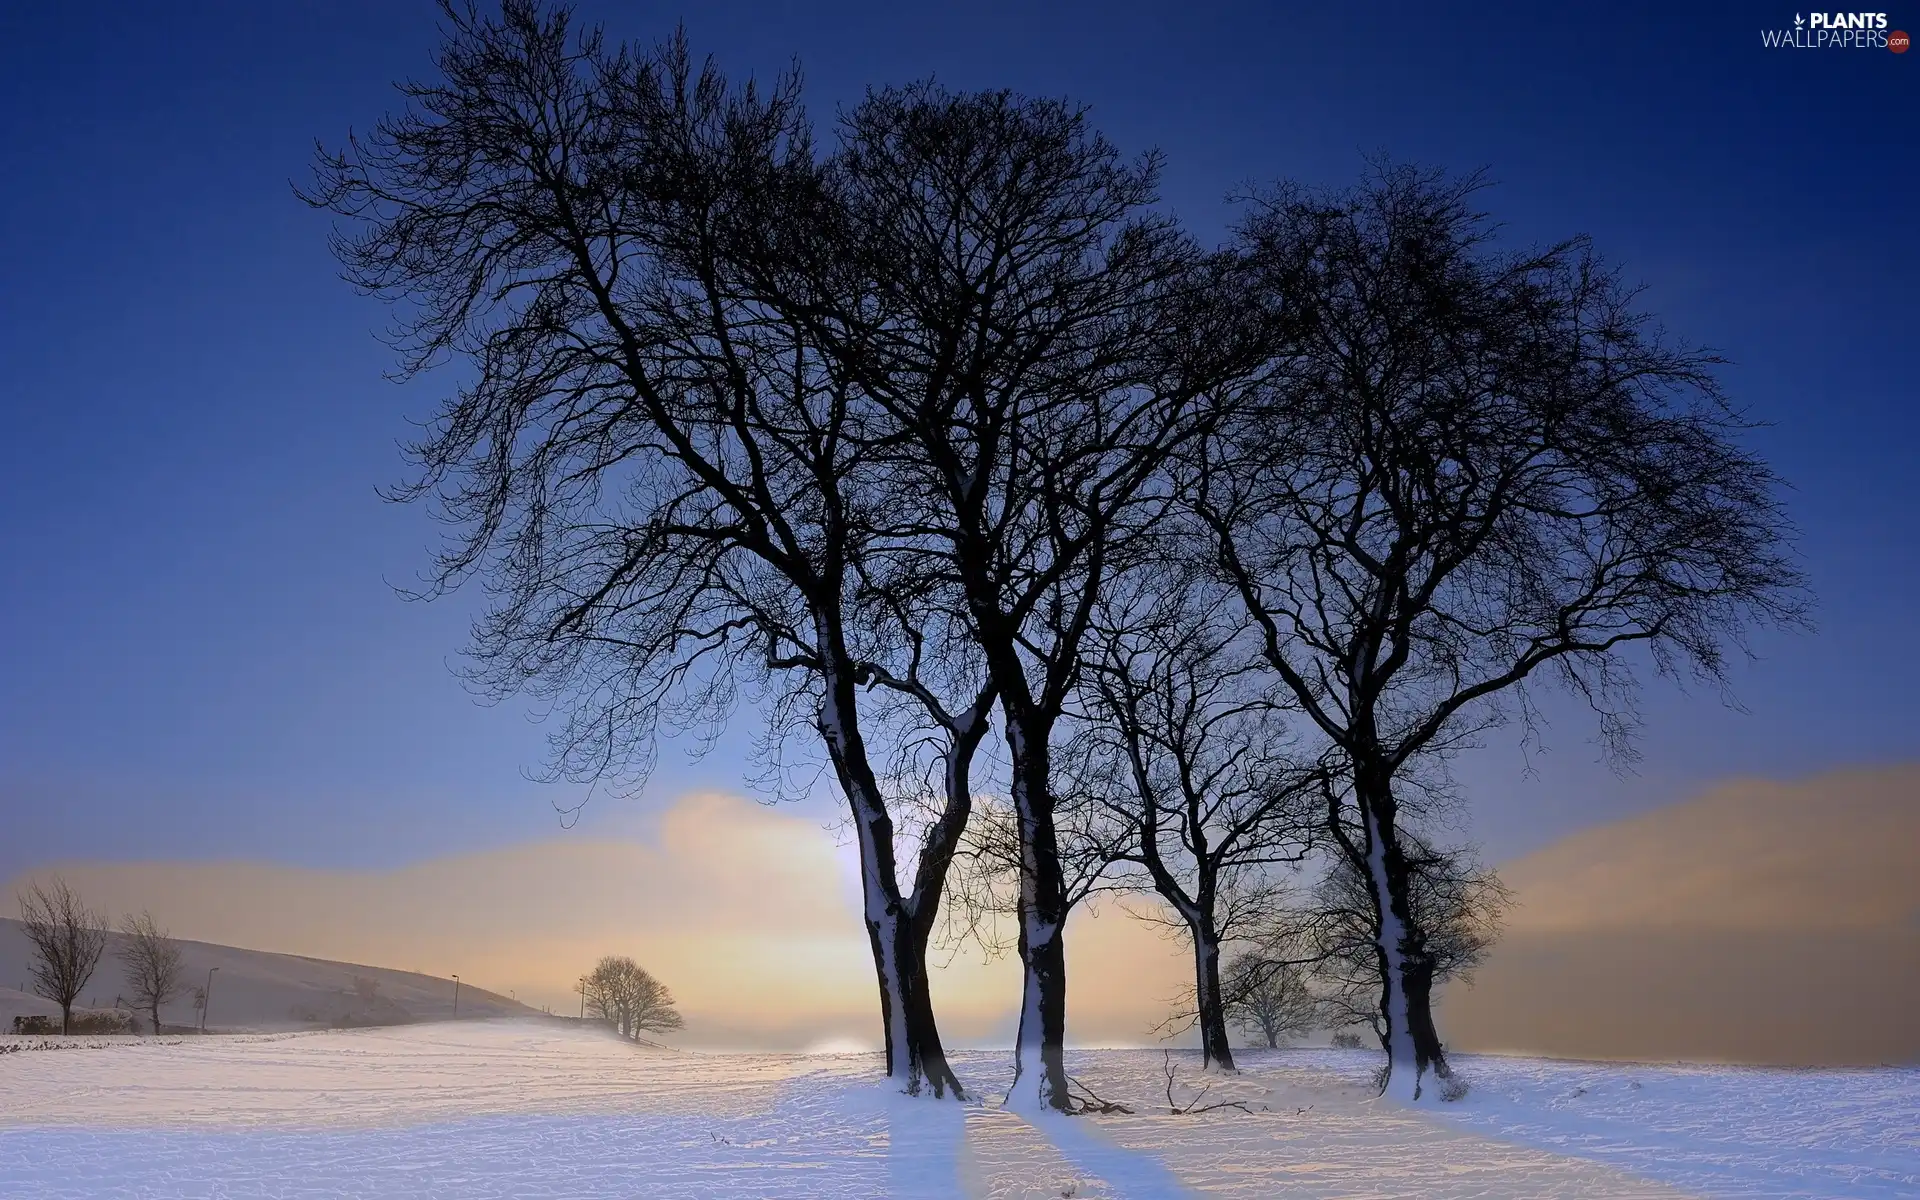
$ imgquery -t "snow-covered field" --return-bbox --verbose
[0,1020,1912,1198]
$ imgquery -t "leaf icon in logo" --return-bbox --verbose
[1794,12,1805,26]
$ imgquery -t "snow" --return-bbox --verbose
[1437,1055,1920,1199]
[1239,1050,1920,1199]
[0,1021,1913,1198]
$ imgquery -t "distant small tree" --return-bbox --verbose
[1221,955,1320,1049]
[118,912,185,1035]
[583,956,683,1041]
[18,878,107,1035]
[1330,1030,1366,1050]
[625,965,683,1038]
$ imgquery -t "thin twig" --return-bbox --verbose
[1161,1050,1256,1115]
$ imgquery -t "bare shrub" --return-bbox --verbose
[118,912,185,1035]
[18,877,108,1035]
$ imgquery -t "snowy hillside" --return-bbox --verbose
[1,1020,1912,1197]
[0,918,537,1031]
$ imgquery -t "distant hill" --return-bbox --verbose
[1441,765,1920,1066]
[0,918,539,1032]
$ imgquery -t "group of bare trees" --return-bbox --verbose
[15,877,185,1035]
[310,2,1803,1108]
[579,955,683,1042]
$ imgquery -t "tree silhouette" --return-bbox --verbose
[1193,164,1806,1098]
[18,878,107,1035]
[118,912,184,1035]
[583,955,683,1040]
[306,2,979,1097]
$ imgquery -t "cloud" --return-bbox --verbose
[1441,764,1920,1065]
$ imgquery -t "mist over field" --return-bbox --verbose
[11,767,1915,1066]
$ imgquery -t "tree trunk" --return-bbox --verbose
[60,1002,72,1036]
[859,898,966,1099]
[1011,906,1070,1111]
[1403,955,1449,1080]
[150,1004,162,1036]
[1003,716,1073,1112]
[819,669,967,1099]
[1191,921,1236,1071]
[895,920,964,1098]
[1354,771,1432,1102]
[894,696,993,1101]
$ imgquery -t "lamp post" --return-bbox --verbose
[200,966,218,1033]
[451,974,460,1019]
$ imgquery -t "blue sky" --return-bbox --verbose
[1,1,1914,882]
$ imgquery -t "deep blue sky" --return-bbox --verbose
[1,1,1914,882]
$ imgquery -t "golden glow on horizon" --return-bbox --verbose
[1,791,1191,1048]
[8,767,1915,1062]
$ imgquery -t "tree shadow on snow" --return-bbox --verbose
[1022,1112,1194,1200]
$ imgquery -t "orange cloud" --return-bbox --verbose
[1442,765,1920,1065]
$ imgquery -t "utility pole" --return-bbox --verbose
[451,974,460,1019]
[200,966,218,1033]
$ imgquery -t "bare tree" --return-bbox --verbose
[118,912,184,1035]
[306,3,981,1098]
[1192,164,1807,1099]
[624,964,684,1037]
[1072,575,1322,1070]
[18,878,107,1035]
[760,84,1260,1111]
[583,955,683,1040]
[582,962,619,1030]
[1220,955,1319,1049]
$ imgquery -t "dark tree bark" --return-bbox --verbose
[819,670,971,1098]
[893,688,995,1098]
[1402,955,1444,1073]
[1190,917,1234,1068]
[1347,772,1439,1088]
[1002,703,1075,1109]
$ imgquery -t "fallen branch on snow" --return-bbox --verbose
[1064,1075,1134,1114]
